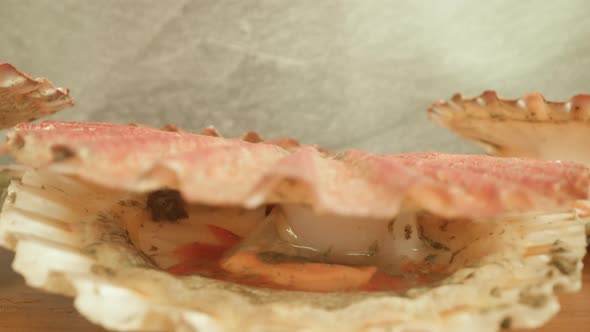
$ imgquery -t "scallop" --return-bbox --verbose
[0,64,588,332]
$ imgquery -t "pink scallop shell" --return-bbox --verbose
[428,91,590,167]
[4,121,588,219]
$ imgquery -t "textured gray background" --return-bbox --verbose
[1,3,590,330]
[2,0,590,153]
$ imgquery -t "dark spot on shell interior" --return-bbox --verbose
[51,145,76,161]
[387,219,395,234]
[265,205,275,216]
[7,192,16,204]
[549,256,577,275]
[518,291,548,308]
[418,225,450,251]
[146,189,189,222]
[12,134,25,149]
[500,316,512,329]
[404,225,412,239]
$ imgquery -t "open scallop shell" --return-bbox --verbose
[427,91,590,167]
[0,169,586,332]
[427,91,590,226]
[0,121,589,332]
[0,63,73,128]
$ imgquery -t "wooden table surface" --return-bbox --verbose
[0,249,588,332]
